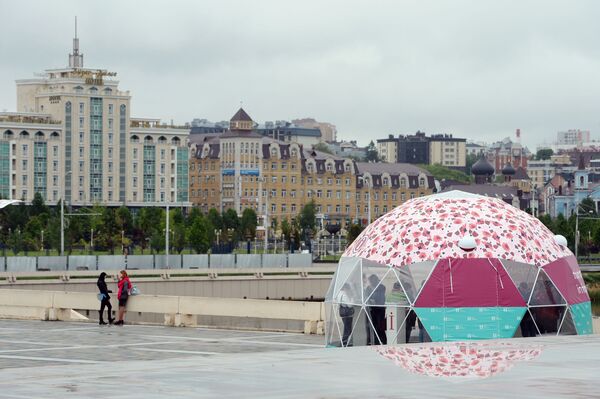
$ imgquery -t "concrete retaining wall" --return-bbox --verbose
[0,288,325,334]
[0,253,319,272]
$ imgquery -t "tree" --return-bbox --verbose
[365,140,380,162]
[240,208,258,239]
[222,209,240,241]
[299,201,317,235]
[346,223,364,246]
[187,215,211,254]
[419,164,471,183]
[170,208,186,253]
[313,142,333,155]
[208,208,222,231]
[30,192,49,217]
[536,148,554,160]
[466,153,478,175]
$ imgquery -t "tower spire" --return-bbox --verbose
[69,16,84,68]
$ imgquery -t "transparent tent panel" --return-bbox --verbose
[363,268,393,307]
[515,309,539,338]
[333,260,366,306]
[324,302,343,347]
[500,260,539,302]
[395,261,437,304]
[330,257,363,302]
[345,307,372,347]
[530,306,567,335]
[529,269,566,306]
[558,309,577,336]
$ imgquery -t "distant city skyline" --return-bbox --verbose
[1,0,600,149]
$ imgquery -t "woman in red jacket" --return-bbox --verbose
[115,270,132,325]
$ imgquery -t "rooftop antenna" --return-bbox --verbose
[69,16,84,68]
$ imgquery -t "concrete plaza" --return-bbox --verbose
[0,320,598,398]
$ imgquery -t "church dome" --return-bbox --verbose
[501,163,516,176]
[471,157,495,176]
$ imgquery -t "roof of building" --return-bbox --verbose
[355,162,431,176]
[230,108,252,122]
[513,167,530,180]
[441,184,521,199]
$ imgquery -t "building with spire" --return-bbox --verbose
[1,21,190,207]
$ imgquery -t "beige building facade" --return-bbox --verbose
[190,109,435,234]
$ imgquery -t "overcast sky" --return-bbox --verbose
[1,0,600,149]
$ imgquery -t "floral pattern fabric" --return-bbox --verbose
[344,193,572,269]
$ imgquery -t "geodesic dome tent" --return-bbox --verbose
[325,191,593,347]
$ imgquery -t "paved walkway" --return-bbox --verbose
[0,320,598,398]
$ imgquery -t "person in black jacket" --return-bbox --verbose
[97,272,114,325]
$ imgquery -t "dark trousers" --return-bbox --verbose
[99,298,112,322]
[341,316,353,346]
[369,307,387,345]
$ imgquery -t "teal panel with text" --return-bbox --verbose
[570,302,593,335]
[415,307,526,341]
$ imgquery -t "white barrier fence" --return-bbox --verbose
[1,253,314,272]
[0,289,325,334]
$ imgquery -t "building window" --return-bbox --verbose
[327,178,332,185]
[317,178,322,185]
[133,177,137,188]
[79,176,84,187]
[79,147,84,158]
[419,177,425,187]
[21,175,27,185]
[108,104,113,115]
[108,177,113,187]
[271,204,276,213]
[22,160,27,170]
[108,119,113,130]
[22,144,28,156]
[410,192,415,199]
[133,148,138,159]
[336,190,341,199]
[108,162,113,173]
[79,103,84,114]
[52,161,58,172]
[53,146,58,157]
[401,192,406,201]
[79,117,84,128]
[108,133,113,145]
[79,161,84,173]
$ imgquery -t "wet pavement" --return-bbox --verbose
[0,320,598,398]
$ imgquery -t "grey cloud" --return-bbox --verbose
[2,0,600,149]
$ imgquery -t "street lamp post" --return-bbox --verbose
[60,171,72,256]
[575,199,595,259]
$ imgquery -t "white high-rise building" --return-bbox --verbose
[1,23,190,207]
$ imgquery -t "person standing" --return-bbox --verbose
[114,270,131,325]
[96,272,114,325]
[337,284,355,347]
[366,274,387,345]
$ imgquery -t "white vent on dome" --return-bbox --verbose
[554,235,568,247]
[458,235,477,252]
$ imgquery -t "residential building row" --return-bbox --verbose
[189,109,435,231]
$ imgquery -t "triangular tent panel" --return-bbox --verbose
[529,270,566,306]
[529,306,567,334]
[407,260,437,302]
[570,301,593,335]
[500,259,538,303]
[543,255,590,305]
[558,308,577,336]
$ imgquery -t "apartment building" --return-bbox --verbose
[190,109,435,230]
